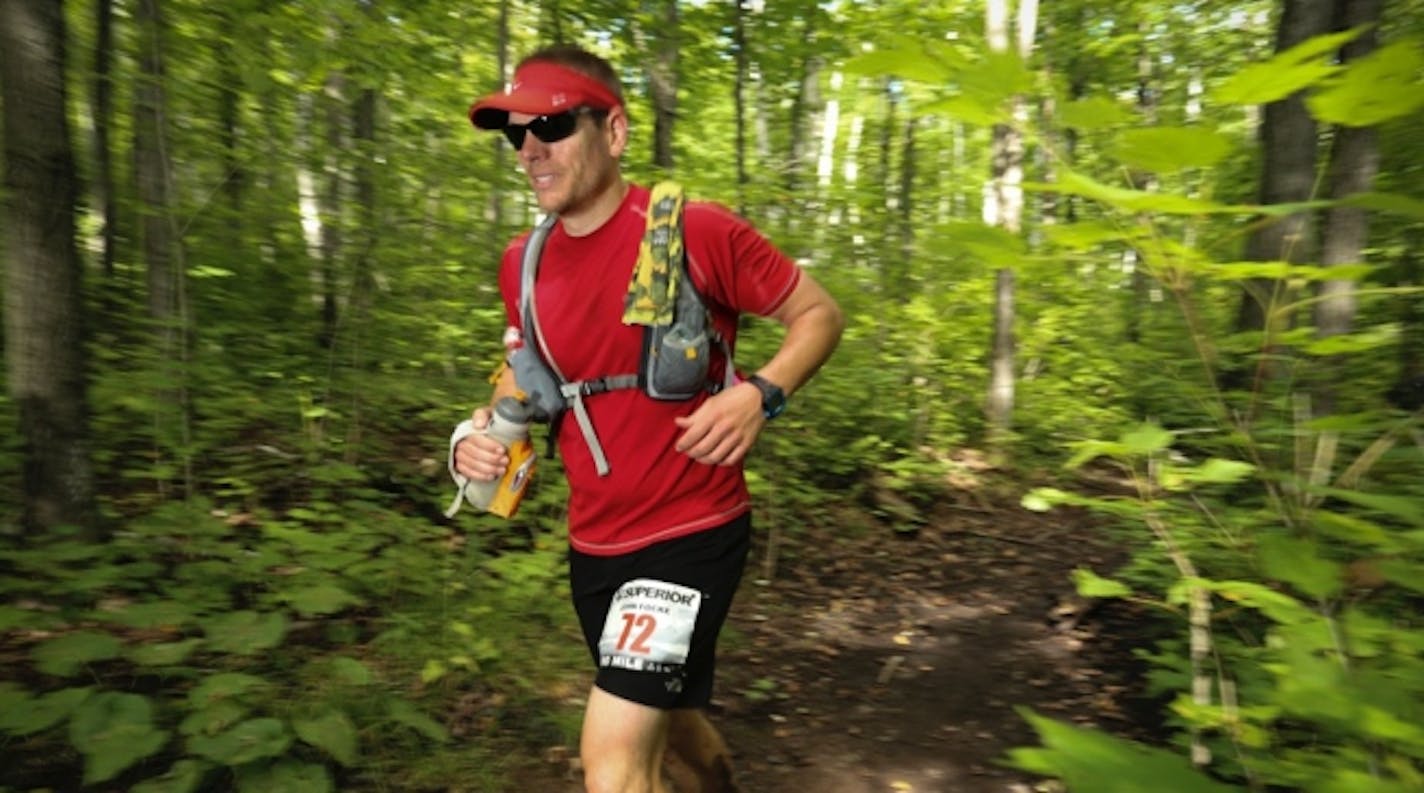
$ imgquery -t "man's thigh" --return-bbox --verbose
[569,514,752,709]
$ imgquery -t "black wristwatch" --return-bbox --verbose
[746,374,787,419]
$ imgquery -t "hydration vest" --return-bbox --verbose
[508,182,735,476]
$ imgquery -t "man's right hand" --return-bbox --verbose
[452,407,510,482]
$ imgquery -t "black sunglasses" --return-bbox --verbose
[502,107,602,150]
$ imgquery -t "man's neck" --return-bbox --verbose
[560,177,629,237]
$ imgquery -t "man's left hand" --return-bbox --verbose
[673,382,766,466]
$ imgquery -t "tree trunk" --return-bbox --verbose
[1316,0,1382,340]
[1314,0,1383,416]
[1389,228,1424,411]
[344,84,378,460]
[1126,16,1159,346]
[135,0,180,333]
[648,0,679,172]
[733,0,749,215]
[539,0,564,44]
[983,0,1035,445]
[487,0,509,234]
[1,0,98,533]
[318,71,346,350]
[90,0,117,281]
[215,10,246,217]
[895,116,916,282]
[133,0,192,493]
[1235,0,1334,334]
[987,269,1016,436]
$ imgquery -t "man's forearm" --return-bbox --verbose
[757,301,844,396]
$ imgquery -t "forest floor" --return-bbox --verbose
[506,483,1162,793]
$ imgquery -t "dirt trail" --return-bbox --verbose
[712,499,1145,793]
[507,494,1153,793]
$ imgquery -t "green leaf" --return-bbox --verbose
[1257,533,1342,599]
[1007,708,1244,792]
[1043,221,1137,251]
[279,583,362,616]
[1312,511,1406,553]
[1072,568,1132,599]
[32,630,123,676]
[131,759,210,793]
[921,94,1009,125]
[1309,487,1424,526]
[1211,27,1365,105]
[0,685,91,736]
[1304,324,1401,356]
[234,760,332,793]
[1379,559,1424,594]
[420,658,448,684]
[1108,126,1234,173]
[1032,170,1229,215]
[0,604,50,631]
[325,656,374,685]
[179,701,249,737]
[1120,423,1174,455]
[187,672,269,708]
[1206,260,1373,282]
[1202,579,1317,625]
[69,692,169,785]
[187,718,290,765]
[1021,491,1055,512]
[293,710,359,765]
[1058,96,1133,130]
[128,638,204,667]
[842,45,956,84]
[1308,39,1424,126]
[1064,439,1123,469]
[934,221,1027,266]
[387,698,449,742]
[1341,191,1424,220]
[201,610,288,654]
[101,600,196,629]
[1313,768,1421,793]
[1180,458,1256,485]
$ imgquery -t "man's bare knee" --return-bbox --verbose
[581,687,671,793]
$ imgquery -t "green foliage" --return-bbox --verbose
[1009,708,1244,792]
[974,22,1424,793]
[69,693,169,784]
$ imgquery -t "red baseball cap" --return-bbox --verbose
[468,61,623,130]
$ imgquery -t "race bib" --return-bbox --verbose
[598,579,702,673]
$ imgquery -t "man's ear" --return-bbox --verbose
[605,105,629,158]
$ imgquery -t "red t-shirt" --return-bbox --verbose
[498,184,801,556]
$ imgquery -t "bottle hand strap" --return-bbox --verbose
[444,419,480,518]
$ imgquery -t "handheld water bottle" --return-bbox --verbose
[446,396,537,519]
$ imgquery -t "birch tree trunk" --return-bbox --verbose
[1,0,98,533]
[983,0,1036,446]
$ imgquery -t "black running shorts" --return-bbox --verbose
[569,513,752,710]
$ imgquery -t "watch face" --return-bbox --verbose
[750,375,786,418]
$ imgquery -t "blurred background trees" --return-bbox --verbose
[1,0,1421,789]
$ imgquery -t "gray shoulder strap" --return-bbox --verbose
[520,214,563,382]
